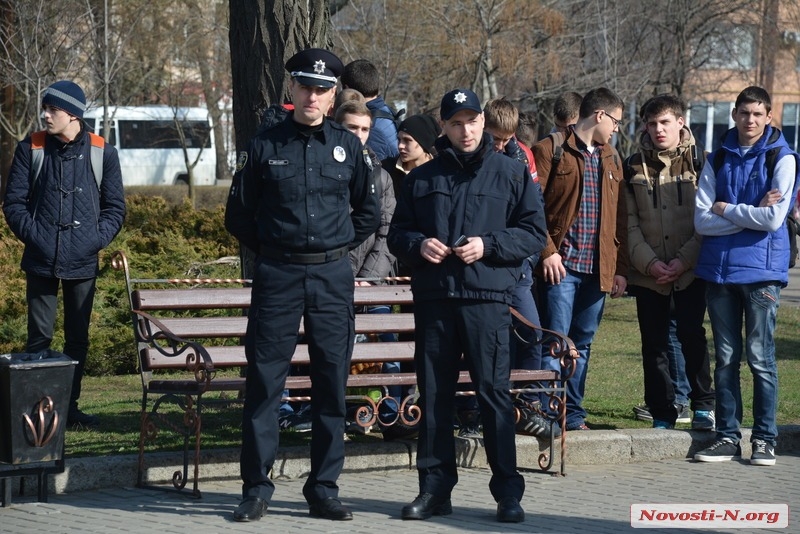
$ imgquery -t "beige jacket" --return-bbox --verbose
[624,126,702,295]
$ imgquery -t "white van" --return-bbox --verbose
[83,106,216,186]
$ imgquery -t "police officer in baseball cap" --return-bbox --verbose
[228,48,379,523]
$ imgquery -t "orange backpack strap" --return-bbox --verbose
[31,130,47,150]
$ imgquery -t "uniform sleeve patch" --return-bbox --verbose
[235,151,248,172]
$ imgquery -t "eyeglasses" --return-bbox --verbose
[595,109,621,129]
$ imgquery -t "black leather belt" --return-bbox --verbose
[259,245,349,265]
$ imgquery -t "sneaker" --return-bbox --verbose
[381,421,419,441]
[633,404,653,421]
[676,404,691,424]
[691,410,715,431]
[750,439,776,466]
[516,405,561,438]
[345,405,373,435]
[457,410,482,438]
[653,419,675,429]
[278,408,312,432]
[694,438,741,462]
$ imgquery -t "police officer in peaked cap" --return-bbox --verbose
[226,48,379,523]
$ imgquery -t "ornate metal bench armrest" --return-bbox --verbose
[509,307,580,380]
[131,309,217,388]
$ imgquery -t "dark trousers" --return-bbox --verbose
[414,299,524,502]
[633,279,715,423]
[239,256,354,504]
[26,273,96,410]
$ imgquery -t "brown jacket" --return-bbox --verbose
[532,129,629,293]
[624,127,701,295]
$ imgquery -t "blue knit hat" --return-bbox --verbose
[42,81,86,119]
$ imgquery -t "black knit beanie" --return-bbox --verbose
[398,114,441,154]
[42,81,86,119]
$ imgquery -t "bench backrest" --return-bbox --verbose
[127,278,415,374]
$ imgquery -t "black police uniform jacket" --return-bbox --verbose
[388,132,547,304]
[3,128,126,279]
[225,114,380,254]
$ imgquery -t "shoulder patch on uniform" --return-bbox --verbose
[362,149,373,171]
[235,151,248,173]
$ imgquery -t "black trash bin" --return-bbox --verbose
[0,350,76,465]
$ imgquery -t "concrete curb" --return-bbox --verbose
[14,424,798,496]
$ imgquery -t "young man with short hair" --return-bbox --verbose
[624,94,715,431]
[693,86,798,466]
[382,114,440,199]
[532,88,629,432]
[341,59,399,160]
[552,91,582,133]
[3,80,126,429]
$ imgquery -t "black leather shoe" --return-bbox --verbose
[496,496,524,523]
[233,497,268,522]
[401,493,453,520]
[309,497,353,520]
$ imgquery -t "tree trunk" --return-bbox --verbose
[228,0,330,151]
[228,0,330,278]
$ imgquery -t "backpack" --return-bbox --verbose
[30,130,105,191]
[371,107,405,130]
[711,147,800,268]
[254,103,292,137]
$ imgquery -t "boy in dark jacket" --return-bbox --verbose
[3,80,126,428]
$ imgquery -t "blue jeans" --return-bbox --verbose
[667,315,691,407]
[706,282,780,446]
[538,269,606,429]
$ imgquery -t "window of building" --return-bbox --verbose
[687,102,733,152]
[783,103,800,152]
[697,26,755,70]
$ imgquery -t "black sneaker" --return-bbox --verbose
[516,403,561,438]
[67,408,99,428]
[676,404,691,424]
[381,421,419,441]
[457,410,482,438]
[694,438,741,462]
[278,408,312,432]
[750,439,776,466]
[633,404,653,421]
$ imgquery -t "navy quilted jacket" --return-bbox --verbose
[3,128,126,279]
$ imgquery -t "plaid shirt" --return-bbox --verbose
[561,139,601,273]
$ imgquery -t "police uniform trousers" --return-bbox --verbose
[239,255,354,504]
[414,298,525,502]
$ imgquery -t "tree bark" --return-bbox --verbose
[228,0,330,278]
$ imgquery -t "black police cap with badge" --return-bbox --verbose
[285,48,344,89]
[440,88,483,120]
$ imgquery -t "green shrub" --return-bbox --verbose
[0,190,240,376]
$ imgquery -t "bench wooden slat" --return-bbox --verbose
[144,313,416,340]
[132,285,413,312]
[133,288,252,310]
[143,342,418,370]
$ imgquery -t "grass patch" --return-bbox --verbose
[65,296,800,457]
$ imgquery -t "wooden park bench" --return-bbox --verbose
[112,250,578,498]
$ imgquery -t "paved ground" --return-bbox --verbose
[2,452,798,533]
